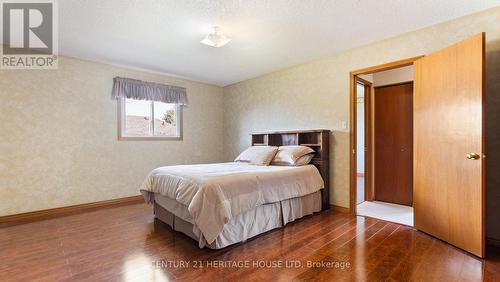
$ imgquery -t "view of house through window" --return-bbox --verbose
[122,98,180,138]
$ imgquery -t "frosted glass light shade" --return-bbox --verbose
[200,26,231,47]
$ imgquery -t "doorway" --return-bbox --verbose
[352,62,416,226]
[349,34,485,257]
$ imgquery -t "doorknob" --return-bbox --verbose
[466,153,480,160]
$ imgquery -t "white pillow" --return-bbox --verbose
[273,153,314,166]
[294,153,314,166]
[235,146,278,166]
[272,145,315,165]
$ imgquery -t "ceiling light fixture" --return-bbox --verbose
[200,26,231,48]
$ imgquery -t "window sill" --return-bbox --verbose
[118,136,182,141]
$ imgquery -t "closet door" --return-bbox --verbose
[374,82,413,206]
[413,33,485,257]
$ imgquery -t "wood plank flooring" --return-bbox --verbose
[1,203,499,282]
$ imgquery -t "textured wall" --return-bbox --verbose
[372,65,414,87]
[223,7,500,239]
[0,56,224,216]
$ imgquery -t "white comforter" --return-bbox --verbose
[140,162,324,244]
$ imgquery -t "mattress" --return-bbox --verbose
[141,162,324,244]
[153,190,322,249]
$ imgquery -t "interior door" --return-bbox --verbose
[413,33,485,257]
[374,83,413,206]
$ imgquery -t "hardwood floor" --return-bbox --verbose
[1,203,499,282]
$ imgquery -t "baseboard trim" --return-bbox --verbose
[0,195,143,227]
[330,205,350,213]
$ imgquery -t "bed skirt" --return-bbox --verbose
[152,190,322,249]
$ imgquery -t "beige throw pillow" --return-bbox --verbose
[235,146,279,166]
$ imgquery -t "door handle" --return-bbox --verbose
[466,153,480,160]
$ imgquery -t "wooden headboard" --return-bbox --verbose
[251,129,331,210]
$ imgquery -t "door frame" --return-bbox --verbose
[355,77,374,203]
[349,56,423,214]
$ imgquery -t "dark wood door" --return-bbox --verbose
[413,33,484,257]
[374,82,413,206]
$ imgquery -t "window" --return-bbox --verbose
[119,98,182,140]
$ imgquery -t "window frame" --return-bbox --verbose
[117,98,183,141]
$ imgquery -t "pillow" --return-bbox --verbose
[294,153,314,166]
[234,146,278,166]
[272,145,315,165]
[273,153,314,166]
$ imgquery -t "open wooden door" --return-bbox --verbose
[413,33,485,257]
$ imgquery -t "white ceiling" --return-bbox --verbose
[57,0,500,86]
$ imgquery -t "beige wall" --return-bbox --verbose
[223,7,500,239]
[0,56,224,216]
[372,65,414,87]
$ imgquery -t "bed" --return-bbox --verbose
[141,129,331,249]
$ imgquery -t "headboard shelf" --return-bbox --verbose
[251,129,331,210]
[251,129,330,135]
